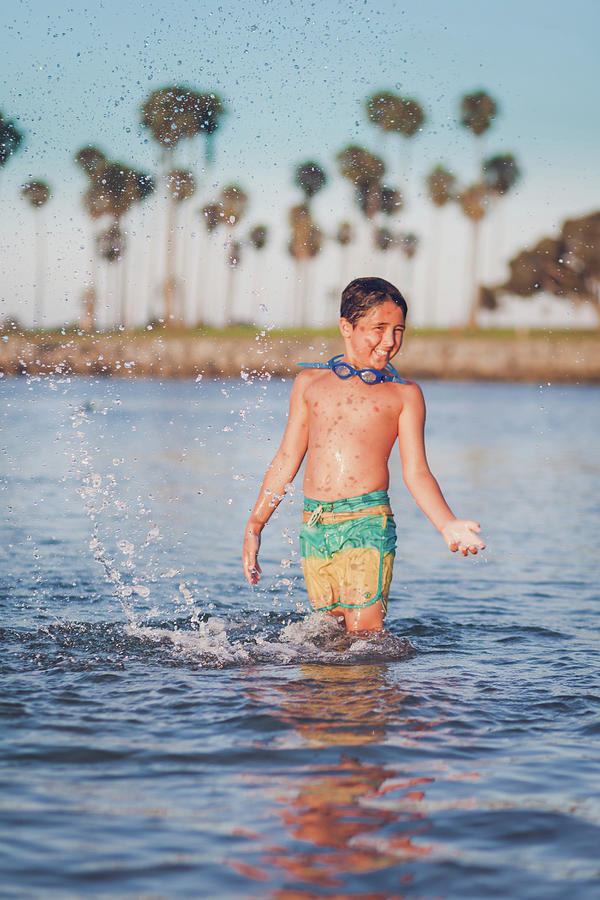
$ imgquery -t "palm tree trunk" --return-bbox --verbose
[86,234,98,330]
[34,215,46,327]
[425,208,442,328]
[164,192,177,325]
[223,233,233,325]
[112,262,121,328]
[300,260,311,329]
[119,255,128,328]
[252,250,265,317]
[467,220,481,329]
[224,265,237,325]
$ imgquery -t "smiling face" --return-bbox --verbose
[339,300,405,370]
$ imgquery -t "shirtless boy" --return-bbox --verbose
[242,277,485,632]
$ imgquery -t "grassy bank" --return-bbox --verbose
[1,326,598,382]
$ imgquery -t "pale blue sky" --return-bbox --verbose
[2,0,599,326]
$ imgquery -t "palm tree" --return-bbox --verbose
[337,145,385,270]
[95,223,127,326]
[482,153,521,284]
[425,164,456,325]
[248,225,269,311]
[75,145,106,178]
[197,203,222,326]
[392,95,426,162]
[201,203,221,235]
[218,184,248,325]
[97,222,126,263]
[426,165,456,208]
[140,86,225,324]
[140,86,225,164]
[75,146,106,329]
[0,112,24,170]
[482,153,521,198]
[288,204,322,327]
[21,181,51,327]
[196,92,225,165]
[76,149,154,327]
[294,161,327,207]
[337,145,386,219]
[460,91,498,166]
[366,92,400,133]
[93,161,153,326]
[380,186,403,217]
[165,169,196,326]
[373,226,395,280]
[366,91,425,152]
[458,182,490,328]
[249,224,268,251]
[335,221,354,292]
[366,92,425,191]
[399,232,419,297]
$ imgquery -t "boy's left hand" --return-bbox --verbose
[441,520,485,556]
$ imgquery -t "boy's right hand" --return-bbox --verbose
[243,525,262,585]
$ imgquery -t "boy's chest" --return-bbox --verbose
[307,384,400,437]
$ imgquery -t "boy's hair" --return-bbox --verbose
[340,277,407,325]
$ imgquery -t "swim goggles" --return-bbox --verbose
[298,354,407,384]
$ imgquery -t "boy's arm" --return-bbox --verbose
[397,383,485,556]
[242,374,310,584]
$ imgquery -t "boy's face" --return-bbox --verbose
[339,300,405,370]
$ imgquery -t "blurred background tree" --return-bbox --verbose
[0,112,24,172]
[458,182,490,328]
[294,161,327,207]
[366,91,425,187]
[460,90,498,167]
[141,86,225,324]
[289,204,322,327]
[21,181,51,327]
[425,164,456,325]
[486,213,600,328]
[218,184,249,324]
[335,221,354,293]
[248,225,269,312]
[165,169,196,326]
[75,148,154,327]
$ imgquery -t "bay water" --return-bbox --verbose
[1,375,599,899]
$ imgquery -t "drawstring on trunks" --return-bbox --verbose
[306,505,325,527]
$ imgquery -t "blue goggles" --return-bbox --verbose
[299,355,407,384]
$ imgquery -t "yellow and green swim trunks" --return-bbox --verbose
[299,490,396,614]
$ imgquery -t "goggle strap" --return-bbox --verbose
[298,355,408,384]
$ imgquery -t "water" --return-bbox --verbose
[1,375,599,899]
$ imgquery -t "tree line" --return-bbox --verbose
[2,91,597,330]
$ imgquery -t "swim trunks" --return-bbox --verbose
[299,490,396,614]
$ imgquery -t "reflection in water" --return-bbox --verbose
[228,665,445,897]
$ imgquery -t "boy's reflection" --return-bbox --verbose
[230,664,436,896]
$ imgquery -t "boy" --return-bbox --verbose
[242,277,484,632]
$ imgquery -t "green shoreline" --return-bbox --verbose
[1,328,598,382]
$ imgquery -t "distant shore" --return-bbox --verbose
[0,328,598,383]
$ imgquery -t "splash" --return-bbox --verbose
[65,395,202,629]
[131,611,416,669]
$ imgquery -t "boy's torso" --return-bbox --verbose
[300,370,407,501]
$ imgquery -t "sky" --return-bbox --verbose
[2,0,599,328]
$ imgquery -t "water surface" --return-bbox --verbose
[1,376,599,899]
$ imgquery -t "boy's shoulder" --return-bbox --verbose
[292,367,329,389]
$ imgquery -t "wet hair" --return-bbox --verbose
[340,277,407,325]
